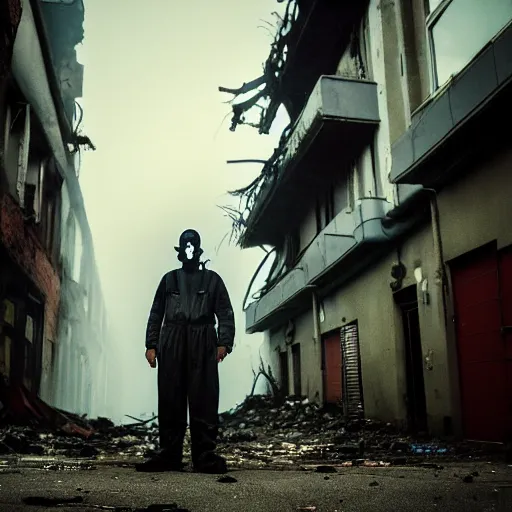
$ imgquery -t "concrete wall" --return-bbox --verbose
[438,146,512,259]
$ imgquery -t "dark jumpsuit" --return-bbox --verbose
[145,267,235,467]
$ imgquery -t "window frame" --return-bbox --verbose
[425,0,453,92]
[426,0,512,92]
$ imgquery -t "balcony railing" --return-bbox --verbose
[244,75,380,248]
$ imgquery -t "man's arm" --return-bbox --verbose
[213,274,235,354]
[145,275,166,351]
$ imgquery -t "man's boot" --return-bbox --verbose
[135,455,184,473]
[193,451,227,474]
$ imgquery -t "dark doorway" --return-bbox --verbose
[394,285,428,433]
[279,350,289,396]
[292,343,301,396]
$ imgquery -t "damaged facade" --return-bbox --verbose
[0,0,108,418]
[222,0,512,443]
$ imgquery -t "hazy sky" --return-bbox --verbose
[77,0,287,421]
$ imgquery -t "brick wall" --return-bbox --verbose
[0,0,22,81]
[0,194,60,341]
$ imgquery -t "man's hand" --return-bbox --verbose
[217,346,228,363]
[146,348,157,368]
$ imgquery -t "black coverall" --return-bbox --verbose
[145,267,235,467]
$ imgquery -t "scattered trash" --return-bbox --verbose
[369,481,380,487]
[411,444,448,455]
[0,391,505,471]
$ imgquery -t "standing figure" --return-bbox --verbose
[136,229,235,473]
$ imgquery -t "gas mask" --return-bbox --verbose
[175,229,203,266]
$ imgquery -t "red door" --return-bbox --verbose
[451,243,512,442]
[323,331,342,404]
[499,247,512,439]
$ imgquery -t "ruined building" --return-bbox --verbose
[222,0,512,442]
[0,0,108,418]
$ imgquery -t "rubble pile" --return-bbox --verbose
[215,395,501,468]
[0,393,507,469]
[0,417,160,460]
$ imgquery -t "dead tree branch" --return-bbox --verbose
[250,354,283,405]
[218,75,266,96]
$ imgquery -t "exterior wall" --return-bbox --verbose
[0,194,60,342]
[267,220,453,433]
[0,0,108,418]
[438,146,512,260]
[252,0,512,437]
[53,179,109,418]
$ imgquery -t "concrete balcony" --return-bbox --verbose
[243,75,380,248]
[391,22,512,187]
[246,198,393,334]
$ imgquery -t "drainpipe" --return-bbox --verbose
[305,285,320,345]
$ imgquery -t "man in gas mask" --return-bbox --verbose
[136,229,235,473]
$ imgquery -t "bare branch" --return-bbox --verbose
[219,75,266,96]
[226,159,267,165]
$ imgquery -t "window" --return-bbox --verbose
[428,0,512,89]
[3,103,30,200]
[315,185,336,234]
[39,161,62,257]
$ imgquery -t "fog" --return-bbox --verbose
[76,0,288,422]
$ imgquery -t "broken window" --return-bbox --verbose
[24,157,43,222]
[39,160,62,258]
[428,0,512,89]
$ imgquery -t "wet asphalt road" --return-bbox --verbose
[0,462,512,511]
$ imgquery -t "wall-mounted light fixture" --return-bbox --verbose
[421,279,430,305]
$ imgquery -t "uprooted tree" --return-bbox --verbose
[217,0,298,247]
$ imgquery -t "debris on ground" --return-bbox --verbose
[0,388,508,470]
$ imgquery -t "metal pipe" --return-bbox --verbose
[305,285,320,345]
